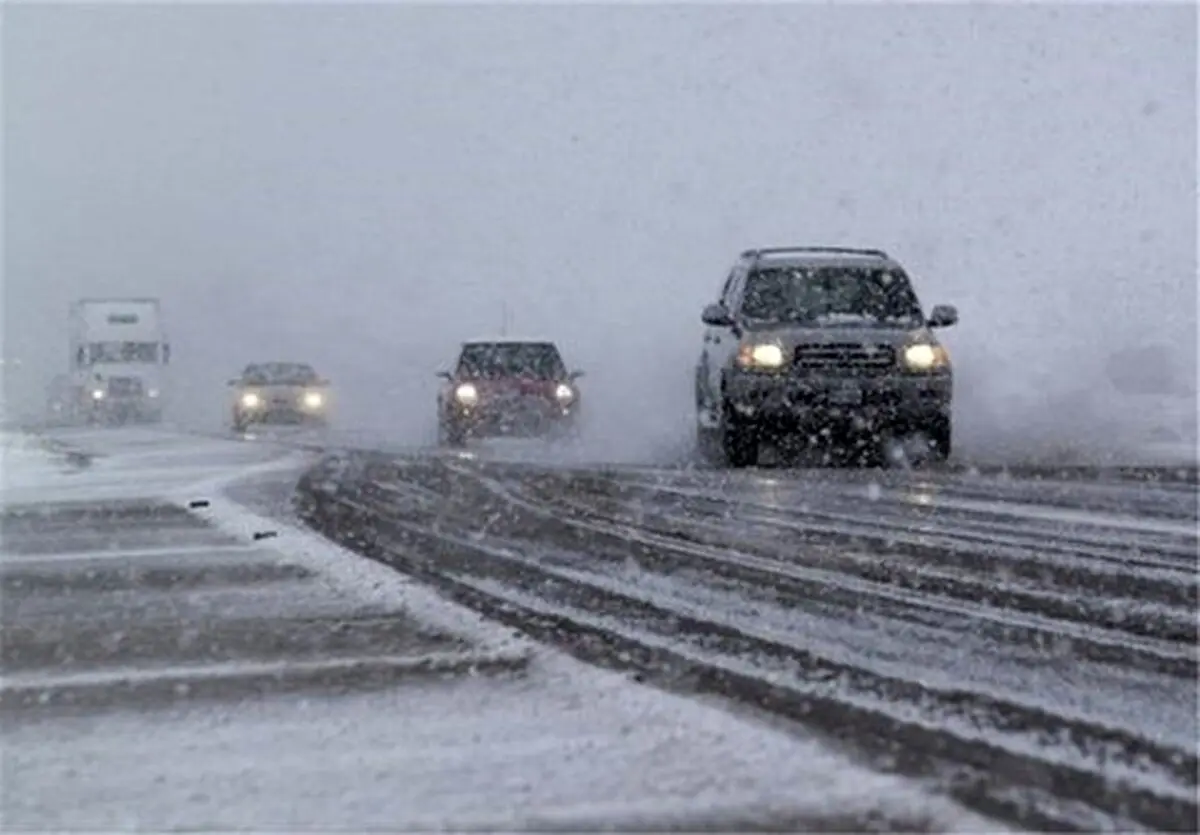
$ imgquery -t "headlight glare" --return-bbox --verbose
[91,389,105,400]
[303,390,324,408]
[555,383,575,403]
[240,392,261,408]
[903,343,948,371]
[737,343,785,369]
[454,383,478,405]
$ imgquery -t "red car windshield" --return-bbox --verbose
[456,343,565,380]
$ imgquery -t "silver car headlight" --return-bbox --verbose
[903,343,950,372]
[454,383,479,406]
[240,392,262,408]
[736,343,786,370]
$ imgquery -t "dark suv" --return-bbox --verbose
[695,247,958,467]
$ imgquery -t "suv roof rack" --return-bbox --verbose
[741,246,889,261]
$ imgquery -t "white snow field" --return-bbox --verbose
[0,426,1000,831]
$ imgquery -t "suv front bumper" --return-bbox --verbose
[723,368,951,429]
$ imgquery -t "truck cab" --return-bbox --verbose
[67,298,170,425]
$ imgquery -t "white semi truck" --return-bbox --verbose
[58,298,171,424]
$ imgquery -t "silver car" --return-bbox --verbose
[695,247,958,467]
[229,362,331,432]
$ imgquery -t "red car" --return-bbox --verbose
[437,339,584,446]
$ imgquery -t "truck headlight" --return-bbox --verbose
[736,343,785,369]
[454,383,478,406]
[240,392,261,408]
[555,383,575,403]
[903,343,950,372]
[303,391,324,409]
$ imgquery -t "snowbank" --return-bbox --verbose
[0,426,308,506]
[0,430,75,493]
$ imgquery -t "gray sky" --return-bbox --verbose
[4,3,1195,459]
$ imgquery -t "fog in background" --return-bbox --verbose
[4,3,1196,463]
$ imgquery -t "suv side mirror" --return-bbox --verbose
[436,371,452,380]
[568,370,585,381]
[928,304,958,328]
[701,303,734,327]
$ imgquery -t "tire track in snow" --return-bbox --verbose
[293,451,1199,832]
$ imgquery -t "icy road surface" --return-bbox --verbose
[296,439,1199,831]
[0,427,994,831]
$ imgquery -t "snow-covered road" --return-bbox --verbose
[295,441,1199,831]
[0,427,995,831]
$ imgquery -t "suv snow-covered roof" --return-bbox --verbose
[461,337,559,346]
[742,246,901,270]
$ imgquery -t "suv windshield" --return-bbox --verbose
[741,266,924,326]
[457,343,565,379]
[243,363,319,385]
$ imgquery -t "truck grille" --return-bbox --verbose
[107,377,144,396]
[794,343,896,375]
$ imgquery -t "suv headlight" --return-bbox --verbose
[303,390,324,409]
[736,343,786,370]
[454,383,478,406]
[903,343,950,372]
[240,392,261,408]
[555,383,575,403]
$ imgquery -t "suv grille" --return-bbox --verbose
[107,376,145,396]
[794,343,896,375]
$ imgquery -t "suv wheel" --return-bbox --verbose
[439,421,466,448]
[720,405,759,468]
[883,418,951,468]
[929,417,952,462]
